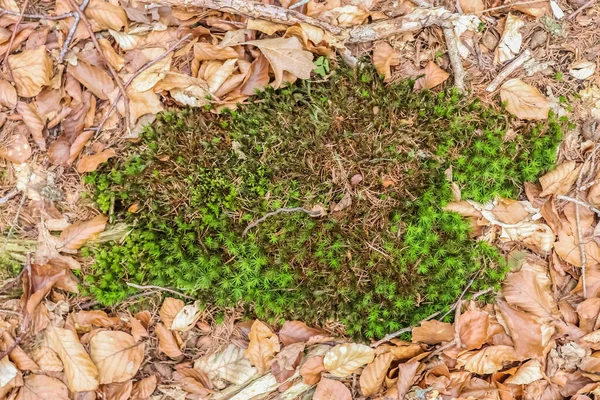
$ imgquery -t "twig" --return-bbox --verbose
[0,190,19,205]
[2,0,29,79]
[568,0,595,19]
[289,0,311,10]
[126,282,196,300]
[67,0,131,131]
[242,207,322,236]
[575,203,587,297]
[371,311,440,348]
[365,241,390,259]
[59,0,90,63]
[556,195,600,216]
[486,49,532,92]
[474,0,549,14]
[470,286,493,299]
[0,266,26,294]
[454,299,462,348]
[2,189,26,252]
[0,8,75,19]
[77,290,160,310]
[439,273,478,320]
[89,33,193,136]
[0,335,21,361]
[441,23,466,93]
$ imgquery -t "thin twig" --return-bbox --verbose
[556,195,600,216]
[2,0,29,79]
[126,282,196,300]
[2,189,26,252]
[439,273,479,320]
[89,33,193,136]
[454,299,463,348]
[0,8,75,20]
[371,311,440,348]
[59,0,90,63]
[575,203,587,297]
[486,49,532,92]
[242,207,322,236]
[67,0,130,131]
[473,0,549,14]
[0,266,26,294]
[0,190,19,205]
[289,0,311,10]
[442,23,466,93]
[568,0,595,19]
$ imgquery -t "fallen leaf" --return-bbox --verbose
[279,320,325,345]
[159,297,184,329]
[207,59,237,93]
[300,356,324,385]
[505,359,544,384]
[414,61,450,91]
[155,323,183,358]
[272,343,304,390]
[0,78,17,108]
[333,192,352,212]
[172,368,213,396]
[16,101,45,150]
[314,378,352,400]
[124,89,164,125]
[98,38,125,71]
[29,347,63,373]
[457,345,519,374]
[59,215,108,251]
[246,37,314,88]
[331,5,370,26]
[194,42,239,61]
[323,343,375,378]
[46,325,99,392]
[500,78,550,120]
[171,304,202,332]
[131,375,157,399]
[0,356,17,387]
[101,380,132,400]
[539,161,580,197]
[90,331,144,384]
[570,61,596,80]
[71,310,115,332]
[77,149,116,173]
[7,46,53,97]
[502,261,558,320]
[247,19,287,35]
[496,301,553,358]
[246,320,281,374]
[514,0,551,16]
[492,199,529,224]
[195,343,256,385]
[18,374,69,400]
[239,53,270,96]
[444,201,483,218]
[130,49,172,93]
[68,60,115,100]
[396,361,420,399]
[372,42,399,82]
[0,132,31,163]
[2,332,38,371]
[459,0,484,13]
[495,14,524,64]
[109,29,139,51]
[85,0,127,31]
[360,352,393,397]
[412,320,454,345]
[458,309,489,350]
[130,317,148,342]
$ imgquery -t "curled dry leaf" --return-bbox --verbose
[171,303,202,332]
[239,53,270,96]
[0,133,31,163]
[2,333,38,371]
[7,45,53,97]
[16,101,45,151]
[46,325,99,392]
[496,301,552,359]
[0,78,17,108]
[246,320,281,374]
[502,261,558,320]
[77,149,116,173]
[300,356,324,385]
[85,0,127,31]
[18,374,69,400]
[159,297,184,329]
[207,58,237,93]
[323,343,375,378]
[247,19,287,35]
[372,42,399,82]
[500,78,550,120]
[504,359,544,384]
[494,14,524,64]
[98,38,125,71]
[195,343,257,385]
[457,345,520,374]
[279,320,325,345]
[414,61,450,91]
[90,331,144,384]
[59,214,108,251]
[539,161,581,197]
[172,368,213,396]
[130,317,148,342]
[397,361,420,399]
[194,42,239,61]
[131,375,157,399]
[313,378,352,400]
[412,320,454,345]
[360,352,393,397]
[155,323,183,358]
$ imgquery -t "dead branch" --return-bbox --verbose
[2,0,30,79]
[486,49,532,92]
[242,207,322,236]
[557,195,600,216]
[370,311,440,348]
[442,23,466,93]
[568,0,595,19]
[126,282,196,300]
[59,0,90,63]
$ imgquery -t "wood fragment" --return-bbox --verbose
[486,49,532,92]
[442,23,466,93]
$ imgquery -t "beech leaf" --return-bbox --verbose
[457,345,519,374]
[502,261,558,320]
[414,61,449,91]
[372,42,399,82]
[279,320,325,345]
[0,78,17,108]
[194,42,239,61]
[171,303,202,332]
[18,374,69,400]
[500,78,550,120]
[457,309,489,350]
[131,375,157,399]
[412,320,454,345]
[300,356,324,385]
[76,149,116,173]
[323,343,375,378]
[159,297,184,329]
[85,0,127,31]
[0,133,31,163]
[245,320,281,374]
[195,343,256,385]
[155,323,183,358]
[504,359,543,384]
[7,46,52,97]
[539,161,580,197]
[459,0,484,13]
[359,352,393,397]
[314,378,352,400]
[59,214,108,251]
[16,101,45,151]
[89,331,144,384]
[67,60,115,100]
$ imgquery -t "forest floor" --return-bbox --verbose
[1,0,600,399]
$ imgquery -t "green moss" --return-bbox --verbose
[84,65,565,338]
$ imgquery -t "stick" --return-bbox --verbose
[575,202,587,297]
[2,0,29,79]
[0,8,75,20]
[442,23,466,93]
[473,0,550,14]
[1,188,26,252]
[556,195,600,216]
[67,0,131,131]
[486,49,532,92]
[242,207,322,236]
[59,0,90,63]
[289,0,310,10]
[370,311,440,348]
[125,282,196,300]
[0,190,19,205]
[568,0,595,19]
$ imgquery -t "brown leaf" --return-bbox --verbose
[123,89,163,125]
[444,201,483,219]
[382,343,424,361]
[246,320,281,374]
[373,42,399,82]
[396,361,420,399]
[194,343,256,385]
[247,19,288,35]
[279,320,325,345]
[29,347,63,373]
[17,374,69,400]
[459,0,484,13]
[414,61,450,91]
[131,375,157,399]
[130,317,148,342]
[0,78,17,108]
[0,132,31,163]
[194,42,239,61]
[85,0,127,31]
[72,310,115,332]
[0,355,17,387]
[492,199,529,225]
[48,138,72,166]
[272,343,303,391]
[457,309,489,350]
[360,352,393,397]
[16,101,45,151]
[172,368,213,396]
[159,298,184,329]
[100,380,132,400]
[496,301,553,359]
[46,325,100,392]
[8,46,53,97]
[504,359,543,385]
[155,323,183,358]
[98,39,125,71]
[539,161,581,197]
[412,320,454,345]
[2,332,39,371]
[59,215,108,251]
[457,345,520,374]
[313,378,352,400]
[67,61,115,100]
[90,331,144,384]
[500,78,550,120]
[502,261,558,320]
[239,53,270,96]
[514,0,551,17]
[68,131,94,165]
[300,355,324,385]
[77,149,116,173]
[323,343,375,378]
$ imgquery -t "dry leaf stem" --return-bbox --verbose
[2,0,30,79]
[441,24,466,93]
[486,49,532,92]
[242,207,322,236]
[125,282,196,300]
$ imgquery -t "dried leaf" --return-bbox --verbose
[0,78,17,108]
[279,320,325,345]
[172,368,213,396]
[412,320,454,345]
[314,378,352,400]
[89,331,144,384]
[247,19,287,35]
[246,37,314,89]
[570,61,596,80]
[131,375,157,399]
[0,133,31,163]
[333,192,352,212]
[373,42,399,82]
[130,50,172,93]
[68,61,115,100]
[101,380,132,400]
[396,361,419,399]
[195,343,256,385]
[30,347,63,373]
[492,199,529,224]
[85,0,127,31]
[98,39,125,71]
[495,14,524,64]
[130,317,148,342]
[457,345,519,374]
[16,101,45,151]
[360,352,393,397]
[239,53,270,96]
[155,323,183,358]
[458,309,489,350]
[207,59,237,93]
[496,301,552,359]
[77,149,116,173]
[503,262,558,320]
[109,29,139,51]
[514,0,551,16]
[46,325,99,392]
[2,333,38,371]
[159,297,184,329]
[171,304,202,332]
[414,61,450,91]
[459,0,484,13]
[539,161,581,197]
[323,343,375,378]
[246,320,281,374]
[500,78,550,120]
[18,374,69,400]
[59,215,108,251]
[8,46,52,97]
[0,356,17,387]
[300,356,324,385]
[124,89,163,125]
[505,359,543,384]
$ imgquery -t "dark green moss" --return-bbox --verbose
[84,65,565,338]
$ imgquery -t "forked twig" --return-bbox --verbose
[126,282,196,300]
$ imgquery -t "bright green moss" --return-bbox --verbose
[84,65,565,338]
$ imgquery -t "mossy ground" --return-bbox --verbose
[85,66,566,338]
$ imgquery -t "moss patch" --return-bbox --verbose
[85,66,565,338]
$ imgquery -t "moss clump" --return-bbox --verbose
[84,66,565,338]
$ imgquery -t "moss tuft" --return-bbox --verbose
[84,65,565,338]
